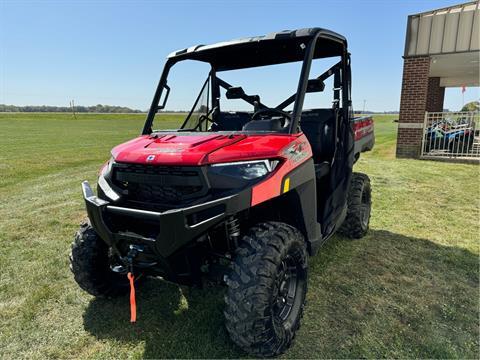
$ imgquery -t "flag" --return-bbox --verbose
[462,85,466,94]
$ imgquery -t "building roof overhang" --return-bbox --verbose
[430,51,479,87]
[404,1,479,87]
[404,1,479,57]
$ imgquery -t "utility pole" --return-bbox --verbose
[362,99,366,115]
[70,99,77,120]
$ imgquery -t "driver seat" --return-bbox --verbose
[300,108,336,162]
[242,118,283,131]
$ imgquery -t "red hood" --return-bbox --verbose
[111,133,300,165]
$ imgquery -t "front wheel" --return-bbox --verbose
[70,220,132,297]
[224,222,307,357]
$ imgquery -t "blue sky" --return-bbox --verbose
[1,0,478,112]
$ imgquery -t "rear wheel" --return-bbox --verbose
[339,172,371,239]
[224,222,307,357]
[70,220,131,297]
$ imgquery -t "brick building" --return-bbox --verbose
[396,1,479,158]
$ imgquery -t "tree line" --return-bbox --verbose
[0,104,144,113]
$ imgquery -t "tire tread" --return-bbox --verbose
[224,221,307,357]
[70,220,129,297]
[338,172,371,239]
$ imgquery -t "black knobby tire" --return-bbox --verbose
[224,222,308,357]
[70,220,130,297]
[338,172,371,239]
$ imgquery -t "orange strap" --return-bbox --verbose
[127,272,136,323]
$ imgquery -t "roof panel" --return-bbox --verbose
[471,8,480,50]
[404,1,479,57]
[166,28,346,71]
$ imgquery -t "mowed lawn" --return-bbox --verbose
[0,113,478,358]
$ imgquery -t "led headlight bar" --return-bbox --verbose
[98,157,120,201]
[209,159,279,180]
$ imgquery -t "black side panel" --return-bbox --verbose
[318,54,354,237]
[320,113,354,236]
[281,159,322,254]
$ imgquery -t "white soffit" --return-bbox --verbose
[430,52,480,87]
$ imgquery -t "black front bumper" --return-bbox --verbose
[82,181,251,259]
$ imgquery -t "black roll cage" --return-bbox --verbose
[142,29,351,135]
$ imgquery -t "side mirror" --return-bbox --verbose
[226,86,246,99]
[306,79,325,93]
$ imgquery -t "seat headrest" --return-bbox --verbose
[242,118,283,131]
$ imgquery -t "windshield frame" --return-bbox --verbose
[142,32,348,136]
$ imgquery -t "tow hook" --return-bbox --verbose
[125,244,143,323]
[126,244,143,269]
[110,244,144,274]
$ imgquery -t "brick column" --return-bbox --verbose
[426,77,445,112]
[396,56,431,158]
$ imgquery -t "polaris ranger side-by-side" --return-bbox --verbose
[71,28,374,357]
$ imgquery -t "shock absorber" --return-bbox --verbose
[226,216,241,249]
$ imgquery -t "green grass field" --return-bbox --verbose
[0,113,478,358]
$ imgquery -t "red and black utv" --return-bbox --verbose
[71,28,374,357]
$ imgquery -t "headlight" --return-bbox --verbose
[98,157,120,201]
[209,159,279,181]
[100,156,115,177]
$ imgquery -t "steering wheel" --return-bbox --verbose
[251,108,291,128]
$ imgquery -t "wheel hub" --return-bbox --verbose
[273,255,298,322]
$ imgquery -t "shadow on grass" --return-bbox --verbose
[83,279,242,358]
[83,230,479,358]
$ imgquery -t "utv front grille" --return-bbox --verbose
[112,163,208,208]
[128,183,203,203]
